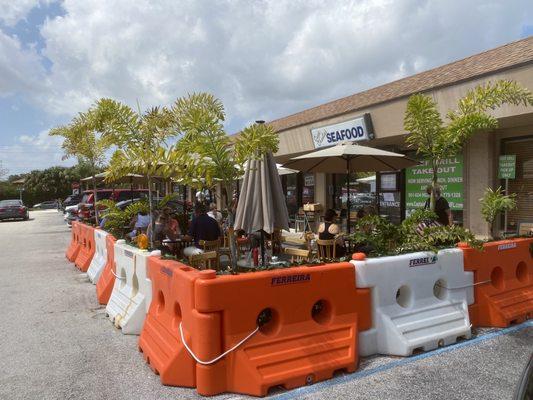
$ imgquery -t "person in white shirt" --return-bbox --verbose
[207,202,223,225]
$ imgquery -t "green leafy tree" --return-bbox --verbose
[90,98,176,246]
[404,80,533,211]
[165,93,279,270]
[480,186,516,237]
[50,111,112,223]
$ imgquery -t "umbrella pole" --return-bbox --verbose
[346,157,351,234]
[130,177,134,203]
[260,230,266,267]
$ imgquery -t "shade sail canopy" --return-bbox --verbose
[235,152,290,234]
[283,142,418,173]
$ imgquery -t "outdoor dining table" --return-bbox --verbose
[162,237,193,257]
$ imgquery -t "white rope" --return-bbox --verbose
[179,322,259,365]
[437,279,492,290]
[110,269,125,280]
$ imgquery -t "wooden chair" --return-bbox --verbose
[219,228,233,263]
[199,239,220,268]
[268,229,283,255]
[316,238,336,260]
[189,251,218,270]
[283,247,310,263]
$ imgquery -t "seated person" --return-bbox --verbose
[317,209,345,257]
[207,202,223,225]
[127,210,151,239]
[161,207,181,237]
[183,204,221,258]
[147,213,178,254]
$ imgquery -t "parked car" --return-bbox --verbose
[64,205,79,225]
[78,189,150,220]
[62,194,81,209]
[33,200,59,209]
[0,199,29,221]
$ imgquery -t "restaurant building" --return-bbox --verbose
[270,36,533,237]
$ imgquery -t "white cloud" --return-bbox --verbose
[32,0,532,131]
[0,31,46,96]
[0,130,74,174]
[1,0,532,156]
[0,0,50,27]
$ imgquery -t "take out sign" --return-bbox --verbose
[311,114,374,148]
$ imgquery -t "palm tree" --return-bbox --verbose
[404,80,533,211]
[50,113,111,224]
[164,93,279,270]
[89,99,176,246]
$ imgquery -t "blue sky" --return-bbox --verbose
[0,0,532,176]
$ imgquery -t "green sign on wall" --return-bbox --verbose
[498,155,516,179]
[405,156,464,212]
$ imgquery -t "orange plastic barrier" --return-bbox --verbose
[74,223,96,272]
[96,234,117,305]
[459,238,533,327]
[139,259,371,397]
[65,221,81,262]
[138,258,203,388]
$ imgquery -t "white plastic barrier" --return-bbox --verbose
[105,240,160,335]
[87,229,109,284]
[351,248,474,356]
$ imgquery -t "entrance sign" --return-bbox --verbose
[310,113,374,148]
[498,155,516,179]
[405,156,464,211]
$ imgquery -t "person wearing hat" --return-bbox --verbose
[317,208,346,257]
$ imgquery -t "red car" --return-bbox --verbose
[78,189,150,220]
[0,199,29,221]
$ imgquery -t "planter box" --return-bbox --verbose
[459,237,533,327]
[351,248,473,356]
[105,240,160,335]
[139,258,371,397]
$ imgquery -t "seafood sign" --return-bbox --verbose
[311,114,374,148]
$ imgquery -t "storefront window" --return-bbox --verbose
[302,173,315,204]
[285,173,298,217]
[332,173,374,212]
[502,137,533,233]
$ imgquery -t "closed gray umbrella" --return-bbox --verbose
[235,152,290,234]
[235,152,290,265]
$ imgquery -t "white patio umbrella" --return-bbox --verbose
[283,142,418,232]
[276,164,298,176]
[235,152,290,265]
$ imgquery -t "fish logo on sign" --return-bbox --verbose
[409,255,437,267]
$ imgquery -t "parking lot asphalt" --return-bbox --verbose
[0,210,531,400]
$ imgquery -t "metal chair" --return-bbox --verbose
[189,251,218,270]
[316,238,336,260]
